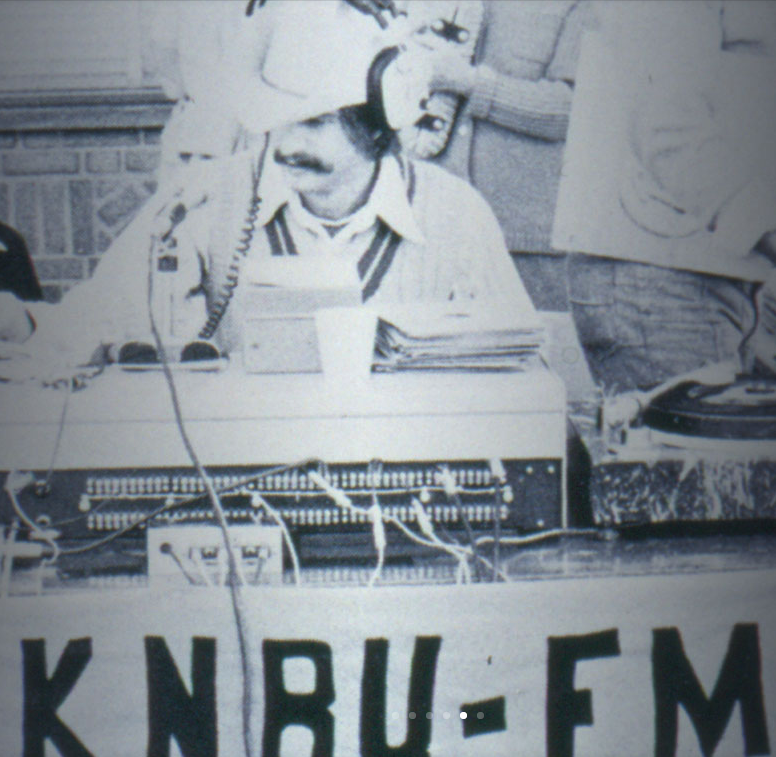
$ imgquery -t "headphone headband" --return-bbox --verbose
[366,46,401,132]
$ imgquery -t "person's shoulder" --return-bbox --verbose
[409,157,497,221]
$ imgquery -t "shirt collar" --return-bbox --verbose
[369,156,425,245]
[257,154,425,245]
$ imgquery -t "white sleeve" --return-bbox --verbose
[25,186,211,367]
[468,66,572,142]
[452,184,536,315]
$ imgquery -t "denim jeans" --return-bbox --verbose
[566,254,759,392]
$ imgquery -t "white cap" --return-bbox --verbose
[231,1,394,133]
[226,0,425,134]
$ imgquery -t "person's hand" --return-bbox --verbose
[248,0,400,28]
[0,345,103,388]
[0,291,34,343]
[427,50,477,97]
[343,0,399,29]
[405,18,477,97]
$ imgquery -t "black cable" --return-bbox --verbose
[54,461,315,554]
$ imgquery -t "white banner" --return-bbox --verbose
[1,570,775,757]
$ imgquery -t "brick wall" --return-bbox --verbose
[0,97,569,312]
[0,121,166,303]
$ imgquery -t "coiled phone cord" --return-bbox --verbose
[198,139,267,341]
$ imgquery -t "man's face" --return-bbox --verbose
[272,111,374,197]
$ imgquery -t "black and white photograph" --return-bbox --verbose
[0,1,774,755]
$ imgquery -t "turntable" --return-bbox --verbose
[587,376,776,526]
[643,377,776,445]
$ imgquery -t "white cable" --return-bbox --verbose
[146,238,257,757]
[232,545,248,588]
[309,470,386,587]
[191,549,215,587]
[250,492,301,586]
[310,469,433,550]
[385,510,510,581]
[0,523,18,598]
[216,546,227,587]
[4,473,60,564]
[368,501,386,588]
[475,527,600,548]
[307,470,503,583]
[307,470,353,509]
[41,382,71,489]
[488,458,506,581]
[438,465,487,581]
[469,552,510,583]
[161,543,199,586]
[412,497,470,583]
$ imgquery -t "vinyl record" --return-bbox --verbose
[642,379,776,440]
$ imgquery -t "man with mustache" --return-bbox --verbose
[0,1,534,377]
[150,0,403,183]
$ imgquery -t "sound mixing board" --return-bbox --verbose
[0,367,566,579]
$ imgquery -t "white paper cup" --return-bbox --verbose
[314,307,377,382]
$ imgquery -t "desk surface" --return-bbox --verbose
[0,367,566,468]
[0,366,565,424]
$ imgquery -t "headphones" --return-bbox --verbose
[336,46,401,159]
[366,46,401,131]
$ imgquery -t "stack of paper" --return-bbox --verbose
[372,303,545,372]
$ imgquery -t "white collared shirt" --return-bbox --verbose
[253,155,424,257]
[24,151,535,362]
[237,153,534,309]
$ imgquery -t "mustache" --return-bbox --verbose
[273,149,333,174]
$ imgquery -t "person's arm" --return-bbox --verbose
[467,65,572,143]
[473,196,536,313]
[447,177,535,312]
[16,180,211,376]
[248,0,399,28]
[427,1,594,142]
[428,54,572,142]
[0,291,34,343]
